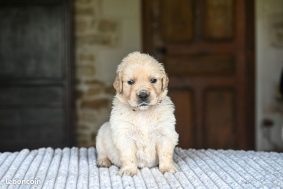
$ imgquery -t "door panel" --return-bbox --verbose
[143,0,254,149]
[0,0,73,151]
[204,0,234,40]
[161,0,193,42]
[204,89,236,149]
[0,6,63,79]
[0,108,65,149]
[165,54,235,76]
[169,90,194,148]
[0,86,63,107]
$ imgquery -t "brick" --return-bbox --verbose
[74,19,90,34]
[85,86,104,96]
[75,80,106,99]
[77,139,92,147]
[77,65,95,78]
[84,79,105,86]
[77,111,97,123]
[76,34,112,46]
[81,98,110,109]
[75,7,95,16]
[90,20,97,28]
[77,124,91,131]
[84,79,106,95]
[78,53,96,62]
[91,131,97,142]
[75,0,92,4]
[75,78,82,85]
[98,19,118,33]
[105,85,115,94]
[77,131,96,147]
[75,88,84,99]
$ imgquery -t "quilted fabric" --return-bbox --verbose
[0,147,282,188]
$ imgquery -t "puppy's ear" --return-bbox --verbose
[161,73,169,91]
[113,71,123,94]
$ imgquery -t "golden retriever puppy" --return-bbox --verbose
[96,52,179,176]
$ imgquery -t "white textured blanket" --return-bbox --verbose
[0,147,282,189]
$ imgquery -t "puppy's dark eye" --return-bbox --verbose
[127,80,135,85]
[150,78,157,84]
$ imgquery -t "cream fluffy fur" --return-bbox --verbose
[96,52,179,176]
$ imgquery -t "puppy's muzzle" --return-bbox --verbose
[137,90,150,104]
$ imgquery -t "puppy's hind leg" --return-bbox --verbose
[96,123,112,167]
[96,142,112,167]
[97,156,111,167]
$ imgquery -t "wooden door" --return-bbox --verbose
[0,0,74,151]
[143,0,254,149]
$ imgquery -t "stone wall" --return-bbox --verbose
[256,0,283,150]
[74,0,141,146]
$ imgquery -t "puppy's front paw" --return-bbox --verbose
[97,158,112,167]
[159,163,177,174]
[119,166,138,176]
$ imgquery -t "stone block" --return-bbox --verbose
[77,65,95,78]
[78,53,96,62]
[85,86,104,96]
[74,7,95,17]
[84,79,105,86]
[81,98,110,109]
[98,19,118,33]
[74,19,90,34]
[75,88,84,99]
[77,110,97,123]
[105,85,115,95]
[75,0,92,5]
[76,34,113,46]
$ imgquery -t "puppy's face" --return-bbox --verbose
[113,52,168,110]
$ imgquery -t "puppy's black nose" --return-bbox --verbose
[138,91,149,101]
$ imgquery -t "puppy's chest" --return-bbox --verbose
[131,126,156,144]
[128,114,163,150]
[130,113,160,139]
[125,111,165,166]
[130,117,159,166]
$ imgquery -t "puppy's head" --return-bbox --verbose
[113,52,169,110]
